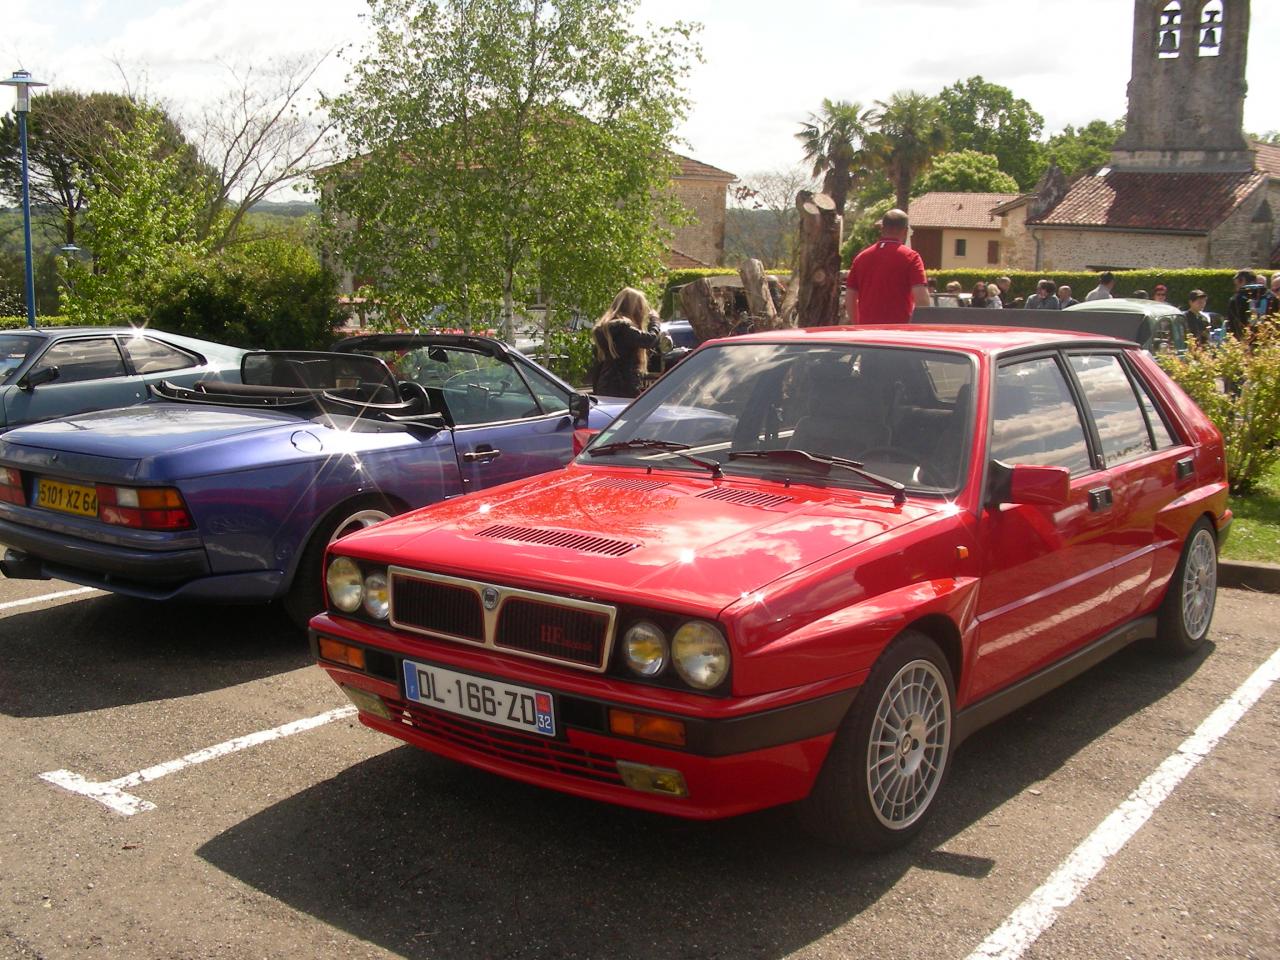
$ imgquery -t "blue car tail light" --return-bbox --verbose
[0,468,23,505]
[96,485,194,531]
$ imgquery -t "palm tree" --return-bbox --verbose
[866,92,950,211]
[795,99,872,216]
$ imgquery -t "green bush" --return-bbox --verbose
[147,237,341,351]
[1159,326,1280,493]
[0,315,78,329]
[542,328,596,387]
[925,268,1268,310]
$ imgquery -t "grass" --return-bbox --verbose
[1222,459,1280,563]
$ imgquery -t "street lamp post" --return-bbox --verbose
[2,70,49,329]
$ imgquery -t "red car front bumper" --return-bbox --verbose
[311,614,859,820]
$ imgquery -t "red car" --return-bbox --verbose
[311,326,1228,850]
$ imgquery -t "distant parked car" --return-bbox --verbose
[1065,298,1190,354]
[0,333,624,626]
[0,327,246,431]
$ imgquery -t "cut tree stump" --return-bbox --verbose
[793,190,843,327]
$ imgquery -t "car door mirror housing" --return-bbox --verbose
[569,392,593,425]
[988,461,1070,507]
[18,366,60,392]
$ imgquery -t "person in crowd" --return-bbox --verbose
[1024,279,1060,309]
[1226,269,1257,339]
[1132,289,1149,299]
[1153,284,1169,303]
[1057,285,1079,308]
[926,278,938,296]
[1263,275,1280,318]
[1085,271,1115,301]
[969,282,990,308]
[845,208,929,324]
[985,282,1003,308]
[590,287,662,398]
[995,276,1013,307]
[1183,290,1212,347]
[945,280,962,294]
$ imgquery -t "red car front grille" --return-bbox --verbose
[495,598,609,668]
[392,699,624,786]
[392,575,484,641]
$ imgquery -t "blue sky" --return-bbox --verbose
[5,0,1278,182]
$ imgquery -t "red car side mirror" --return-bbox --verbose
[573,428,599,456]
[989,462,1070,507]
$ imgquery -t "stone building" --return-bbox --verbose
[999,0,1278,271]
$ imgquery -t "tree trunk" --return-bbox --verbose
[792,190,843,327]
[738,258,783,331]
[678,277,736,343]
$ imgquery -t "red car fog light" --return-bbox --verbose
[319,637,366,670]
[616,761,688,797]
[339,684,392,721]
[608,708,687,747]
[96,485,193,530]
[0,468,23,505]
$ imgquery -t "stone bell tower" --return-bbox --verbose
[1112,0,1252,171]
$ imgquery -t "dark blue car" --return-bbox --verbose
[0,333,623,625]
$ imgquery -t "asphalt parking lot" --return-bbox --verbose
[0,578,1276,960]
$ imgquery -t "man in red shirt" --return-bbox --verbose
[845,209,930,324]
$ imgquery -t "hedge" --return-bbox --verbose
[0,315,78,329]
[925,269,1270,312]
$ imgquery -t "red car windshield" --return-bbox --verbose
[583,342,976,494]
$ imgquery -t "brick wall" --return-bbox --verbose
[666,177,729,267]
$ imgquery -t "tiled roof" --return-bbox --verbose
[664,247,713,269]
[1253,140,1280,177]
[674,154,737,182]
[1027,169,1267,232]
[909,192,1020,230]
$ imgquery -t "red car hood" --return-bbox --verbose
[337,466,945,617]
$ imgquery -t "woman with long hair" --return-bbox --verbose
[969,282,990,308]
[591,287,662,398]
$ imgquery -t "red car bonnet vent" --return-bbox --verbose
[474,524,640,557]
[586,477,669,492]
[696,488,793,509]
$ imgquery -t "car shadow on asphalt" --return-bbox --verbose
[0,595,310,718]
[197,641,1213,960]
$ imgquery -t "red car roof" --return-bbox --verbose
[713,324,1129,354]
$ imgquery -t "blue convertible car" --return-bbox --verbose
[0,333,622,625]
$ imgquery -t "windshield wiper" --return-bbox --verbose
[587,438,722,478]
[727,448,906,504]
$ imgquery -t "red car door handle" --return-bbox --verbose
[1175,456,1195,480]
[462,447,502,463]
[1088,487,1113,511]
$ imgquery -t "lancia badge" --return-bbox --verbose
[481,586,500,610]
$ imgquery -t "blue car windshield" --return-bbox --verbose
[0,335,41,383]
[583,341,976,494]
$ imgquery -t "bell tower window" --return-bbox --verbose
[1157,1,1182,58]
[1199,1,1222,57]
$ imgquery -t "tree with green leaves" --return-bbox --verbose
[1043,119,1125,177]
[912,150,1020,196]
[0,90,207,247]
[937,77,1046,189]
[321,0,699,342]
[866,92,950,211]
[61,108,212,326]
[795,99,873,216]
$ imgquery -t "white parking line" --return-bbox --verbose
[40,706,357,815]
[0,586,100,612]
[967,644,1280,960]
